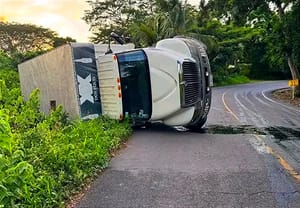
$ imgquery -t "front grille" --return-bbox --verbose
[181,61,201,107]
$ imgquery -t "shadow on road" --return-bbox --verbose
[134,123,300,141]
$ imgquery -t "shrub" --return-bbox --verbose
[0,75,132,207]
[215,74,250,86]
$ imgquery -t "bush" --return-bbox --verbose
[0,104,131,207]
[215,74,250,86]
[0,70,132,207]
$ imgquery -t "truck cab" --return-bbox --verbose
[97,37,212,129]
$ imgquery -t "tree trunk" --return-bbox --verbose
[273,2,300,97]
[287,56,300,97]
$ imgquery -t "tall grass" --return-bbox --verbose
[0,73,132,207]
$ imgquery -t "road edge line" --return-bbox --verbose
[262,90,300,113]
[254,135,300,182]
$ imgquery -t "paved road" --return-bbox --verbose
[77,81,300,208]
[209,81,300,172]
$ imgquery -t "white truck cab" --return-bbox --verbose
[97,37,212,129]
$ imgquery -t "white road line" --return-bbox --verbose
[262,90,300,113]
[220,85,300,182]
[233,92,267,126]
[251,91,299,125]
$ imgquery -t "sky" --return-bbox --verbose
[0,0,199,42]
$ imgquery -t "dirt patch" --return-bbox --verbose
[272,88,300,108]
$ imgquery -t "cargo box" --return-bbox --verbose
[18,43,101,119]
[18,43,135,119]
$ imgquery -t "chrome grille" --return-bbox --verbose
[181,61,201,107]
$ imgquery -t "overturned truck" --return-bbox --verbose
[18,37,212,129]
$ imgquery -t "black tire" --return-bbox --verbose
[144,122,152,128]
[132,121,152,129]
[185,116,207,131]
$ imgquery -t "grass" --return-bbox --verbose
[0,56,134,208]
[0,80,132,207]
[215,75,251,86]
[1,110,132,208]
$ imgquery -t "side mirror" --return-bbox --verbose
[110,32,125,45]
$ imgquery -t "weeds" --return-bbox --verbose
[0,74,132,207]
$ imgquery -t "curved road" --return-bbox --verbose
[210,81,299,128]
[209,81,300,171]
[77,81,300,208]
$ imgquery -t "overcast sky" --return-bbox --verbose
[0,0,199,42]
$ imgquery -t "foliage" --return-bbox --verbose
[210,0,300,95]
[0,22,55,54]
[0,64,132,207]
[128,13,173,47]
[128,0,199,47]
[0,22,76,70]
[0,22,76,56]
[0,53,20,89]
[83,0,300,87]
[53,36,76,48]
[215,74,250,86]
[84,0,262,86]
[0,51,14,69]
[84,0,156,43]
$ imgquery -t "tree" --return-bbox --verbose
[197,0,212,26]
[84,0,201,46]
[279,1,300,95]
[82,0,300,88]
[53,36,76,48]
[198,20,263,83]
[83,0,155,43]
[253,0,300,96]
[0,22,76,54]
[128,13,172,47]
[210,0,300,96]
[127,0,202,47]
[0,22,76,68]
[0,22,52,54]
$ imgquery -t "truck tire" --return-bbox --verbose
[185,116,207,131]
[132,121,152,129]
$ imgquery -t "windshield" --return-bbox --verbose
[117,50,152,121]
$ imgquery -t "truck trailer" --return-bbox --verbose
[18,37,212,129]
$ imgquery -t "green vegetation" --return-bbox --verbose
[0,53,131,207]
[216,75,250,86]
[84,0,300,93]
[1,1,300,206]
[0,22,76,68]
[0,22,76,55]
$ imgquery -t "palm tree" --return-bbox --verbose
[128,0,196,46]
[128,13,173,47]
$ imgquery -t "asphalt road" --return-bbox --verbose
[77,81,300,208]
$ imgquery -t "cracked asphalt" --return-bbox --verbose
[77,81,300,208]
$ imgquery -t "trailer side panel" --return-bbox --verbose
[18,44,80,118]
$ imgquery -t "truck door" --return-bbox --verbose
[116,50,152,121]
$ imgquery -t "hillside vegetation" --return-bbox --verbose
[0,53,131,207]
[83,0,300,90]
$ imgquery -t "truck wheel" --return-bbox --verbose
[185,117,207,131]
[144,122,152,128]
[132,121,145,129]
[132,121,152,129]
